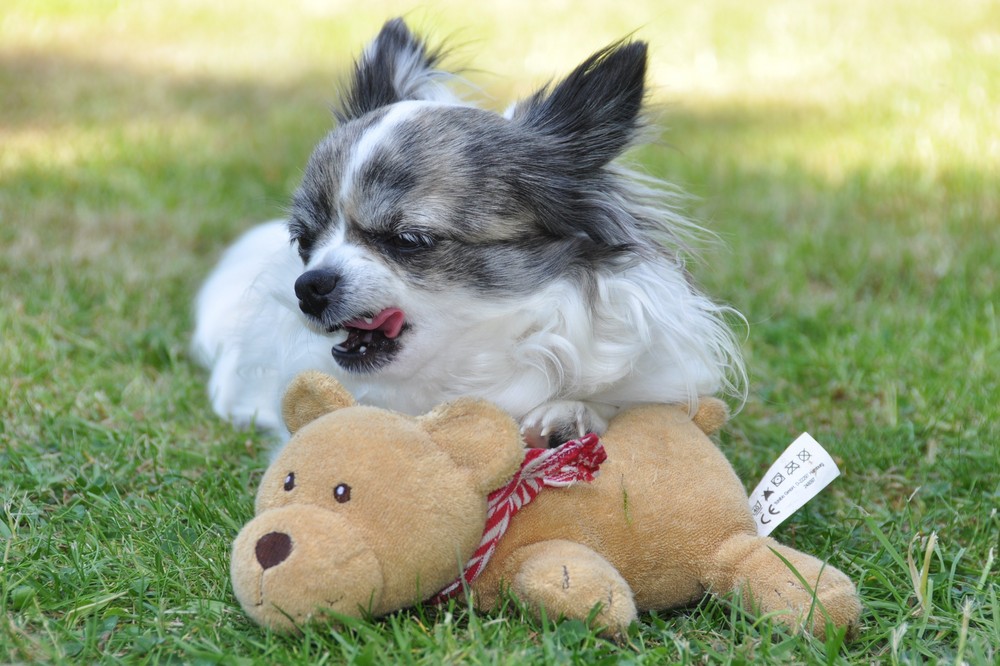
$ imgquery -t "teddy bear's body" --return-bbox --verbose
[471,403,860,636]
[231,372,861,638]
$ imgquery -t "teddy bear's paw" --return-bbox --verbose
[808,565,863,639]
[710,537,862,640]
[520,400,615,448]
[510,540,638,638]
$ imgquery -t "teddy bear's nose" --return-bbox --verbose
[255,531,292,570]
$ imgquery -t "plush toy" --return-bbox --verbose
[231,372,861,639]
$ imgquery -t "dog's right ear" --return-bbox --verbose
[336,18,457,122]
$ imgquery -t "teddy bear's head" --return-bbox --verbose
[230,372,525,631]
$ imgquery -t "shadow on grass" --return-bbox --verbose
[3,47,997,520]
[4,49,997,266]
[0,49,336,130]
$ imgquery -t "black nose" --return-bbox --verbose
[294,269,339,318]
[255,531,292,570]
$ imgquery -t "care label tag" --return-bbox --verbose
[747,433,840,536]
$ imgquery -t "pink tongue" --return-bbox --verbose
[344,308,406,339]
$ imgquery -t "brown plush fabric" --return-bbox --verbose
[472,401,860,638]
[231,374,861,639]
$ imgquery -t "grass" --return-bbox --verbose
[1,0,997,663]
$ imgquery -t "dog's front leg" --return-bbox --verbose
[520,400,618,448]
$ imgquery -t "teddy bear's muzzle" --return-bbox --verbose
[231,504,384,632]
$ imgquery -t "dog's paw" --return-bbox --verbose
[520,401,615,448]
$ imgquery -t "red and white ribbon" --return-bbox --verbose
[430,433,606,603]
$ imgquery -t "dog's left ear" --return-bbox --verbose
[336,18,457,122]
[510,40,648,170]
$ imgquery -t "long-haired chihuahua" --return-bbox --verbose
[192,18,746,446]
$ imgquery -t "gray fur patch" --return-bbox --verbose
[289,23,687,298]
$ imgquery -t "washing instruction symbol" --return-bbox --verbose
[748,433,841,537]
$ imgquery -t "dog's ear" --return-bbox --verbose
[510,40,648,170]
[336,18,456,122]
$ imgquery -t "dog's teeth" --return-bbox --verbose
[363,317,373,325]
[329,328,349,345]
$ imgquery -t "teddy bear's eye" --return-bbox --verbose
[334,483,351,503]
[283,473,295,491]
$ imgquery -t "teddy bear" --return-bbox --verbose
[231,371,861,639]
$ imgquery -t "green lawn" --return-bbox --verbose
[2,1,997,663]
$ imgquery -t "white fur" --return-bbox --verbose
[339,100,429,204]
[193,219,745,445]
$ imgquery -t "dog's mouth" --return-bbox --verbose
[328,308,407,373]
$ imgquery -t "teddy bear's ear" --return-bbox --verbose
[419,399,525,493]
[281,371,357,434]
[692,397,729,435]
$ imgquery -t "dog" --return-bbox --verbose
[191,18,746,446]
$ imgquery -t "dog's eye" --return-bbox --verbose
[333,483,351,503]
[294,241,312,264]
[383,231,434,253]
[287,218,315,263]
[283,473,295,491]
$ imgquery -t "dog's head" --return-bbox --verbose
[287,18,655,377]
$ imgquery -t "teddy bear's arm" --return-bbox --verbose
[502,539,637,638]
